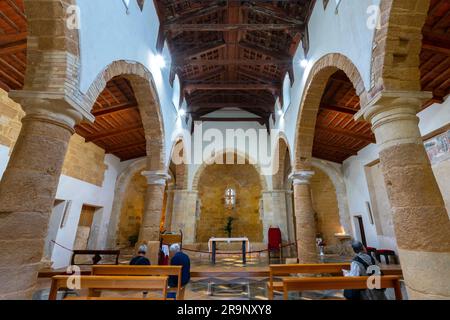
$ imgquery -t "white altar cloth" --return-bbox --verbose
[208,237,250,253]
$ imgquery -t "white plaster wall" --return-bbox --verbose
[274,0,380,164]
[77,0,188,168]
[0,145,126,268]
[343,98,450,251]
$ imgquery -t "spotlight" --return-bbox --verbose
[277,109,283,116]
[179,108,186,117]
[153,54,166,69]
[300,59,308,68]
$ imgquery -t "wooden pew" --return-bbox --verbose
[283,275,403,300]
[91,265,184,300]
[268,263,351,299]
[49,275,168,300]
[71,250,120,266]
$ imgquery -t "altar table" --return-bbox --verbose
[208,237,250,265]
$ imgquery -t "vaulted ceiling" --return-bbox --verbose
[0,0,449,163]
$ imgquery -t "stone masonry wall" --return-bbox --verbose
[197,164,263,243]
[310,168,342,246]
[0,88,107,186]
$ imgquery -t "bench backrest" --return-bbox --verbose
[91,265,183,299]
[269,263,351,284]
[283,275,402,300]
[49,275,168,300]
[71,250,120,266]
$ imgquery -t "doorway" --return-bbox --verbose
[354,215,367,247]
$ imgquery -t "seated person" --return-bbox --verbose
[167,243,190,299]
[129,244,151,265]
[343,240,386,300]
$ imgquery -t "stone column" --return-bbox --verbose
[139,171,170,242]
[139,171,169,265]
[361,91,450,300]
[170,190,198,244]
[163,188,175,231]
[0,99,81,299]
[261,190,290,243]
[290,170,318,263]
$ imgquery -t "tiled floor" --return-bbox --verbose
[33,253,406,300]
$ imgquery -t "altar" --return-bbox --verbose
[208,237,250,265]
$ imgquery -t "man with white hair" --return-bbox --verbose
[168,243,190,298]
[129,244,151,265]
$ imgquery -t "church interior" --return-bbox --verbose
[0,0,449,301]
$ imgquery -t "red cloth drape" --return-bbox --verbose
[268,227,282,250]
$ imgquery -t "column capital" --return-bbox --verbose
[9,89,95,123]
[141,171,171,185]
[7,92,85,132]
[355,90,432,126]
[289,170,315,185]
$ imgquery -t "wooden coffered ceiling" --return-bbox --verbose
[0,0,449,163]
[154,0,316,126]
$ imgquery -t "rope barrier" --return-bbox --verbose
[51,240,73,253]
[181,242,297,255]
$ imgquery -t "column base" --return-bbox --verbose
[399,248,450,300]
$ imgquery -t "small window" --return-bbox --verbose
[225,188,236,209]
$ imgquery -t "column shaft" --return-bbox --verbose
[0,116,74,299]
[291,171,318,263]
[364,92,450,299]
[139,183,166,243]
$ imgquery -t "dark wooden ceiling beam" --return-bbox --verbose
[86,124,143,142]
[313,141,359,155]
[175,59,291,67]
[184,83,278,94]
[106,141,146,154]
[165,23,302,32]
[320,104,358,115]
[0,39,26,55]
[422,40,450,56]
[243,4,305,25]
[92,102,138,117]
[315,125,375,143]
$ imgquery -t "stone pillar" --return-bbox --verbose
[0,100,81,299]
[361,91,450,300]
[261,190,290,243]
[163,188,175,231]
[290,170,318,263]
[170,190,198,244]
[139,171,170,243]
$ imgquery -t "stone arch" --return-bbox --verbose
[106,158,147,248]
[293,53,368,170]
[194,151,266,243]
[192,150,269,192]
[311,158,353,236]
[369,0,430,97]
[272,133,292,190]
[84,60,166,171]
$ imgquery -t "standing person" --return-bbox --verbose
[129,244,151,265]
[167,243,191,299]
[343,240,386,300]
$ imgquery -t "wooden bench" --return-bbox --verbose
[71,250,120,266]
[91,265,185,300]
[283,275,403,300]
[268,263,351,299]
[49,275,168,300]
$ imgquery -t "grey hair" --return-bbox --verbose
[351,240,365,253]
[170,243,181,253]
[138,244,148,254]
